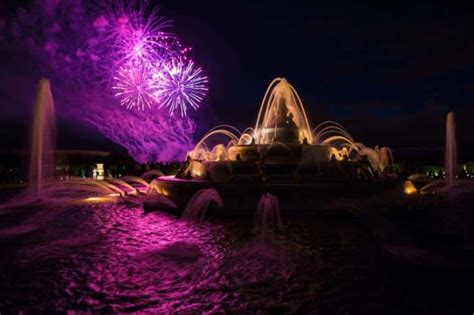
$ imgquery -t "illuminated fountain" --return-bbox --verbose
[445,112,457,188]
[254,193,281,242]
[419,112,471,194]
[29,78,56,198]
[1,79,177,211]
[184,78,392,178]
[182,189,223,221]
[153,78,396,212]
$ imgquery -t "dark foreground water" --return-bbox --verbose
[0,196,473,314]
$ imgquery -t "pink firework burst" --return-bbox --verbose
[90,1,206,114]
[93,0,175,64]
[156,58,208,117]
[111,61,158,110]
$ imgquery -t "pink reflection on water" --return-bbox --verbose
[19,204,229,312]
[4,202,303,313]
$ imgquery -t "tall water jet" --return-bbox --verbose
[29,78,56,198]
[182,189,223,221]
[254,193,281,242]
[445,112,457,188]
[254,78,313,144]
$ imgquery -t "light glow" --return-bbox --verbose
[404,180,417,195]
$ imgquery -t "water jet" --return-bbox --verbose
[28,78,56,198]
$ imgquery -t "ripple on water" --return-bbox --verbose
[0,224,40,238]
[0,202,393,313]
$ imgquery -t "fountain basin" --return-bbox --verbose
[153,175,400,214]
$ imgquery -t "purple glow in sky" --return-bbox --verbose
[93,0,208,114]
[5,0,207,162]
[84,98,196,163]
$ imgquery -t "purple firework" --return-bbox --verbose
[156,58,208,117]
[5,0,208,161]
[111,61,158,110]
[92,0,175,64]
[92,1,207,114]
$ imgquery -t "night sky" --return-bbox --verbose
[1,1,474,160]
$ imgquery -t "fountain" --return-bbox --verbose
[5,78,398,213]
[254,193,281,241]
[152,77,397,212]
[445,112,457,188]
[0,79,189,212]
[254,78,313,145]
[182,189,223,221]
[416,112,469,195]
[29,78,56,198]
